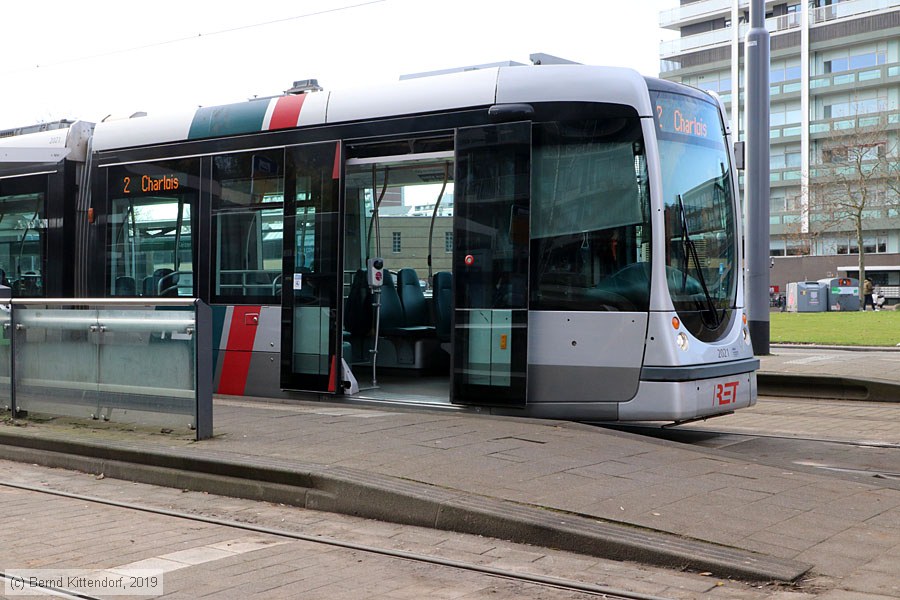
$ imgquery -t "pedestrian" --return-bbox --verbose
[863,278,876,311]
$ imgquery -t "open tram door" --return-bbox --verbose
[280,141,347,394]
[451,122,530,407]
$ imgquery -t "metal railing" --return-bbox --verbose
[0,296,212,440]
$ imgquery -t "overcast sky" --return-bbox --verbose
[0,0,678,130]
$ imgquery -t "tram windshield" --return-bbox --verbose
[0,191,45,296]
[652,90,737,341]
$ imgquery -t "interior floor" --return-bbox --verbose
[349,370,452,407]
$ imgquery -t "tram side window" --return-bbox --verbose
[211,150,284,301]
[530,117,652,311]
[0,190,46,297]
[106,159,199,297]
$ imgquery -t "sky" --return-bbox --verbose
[0,0,678,131]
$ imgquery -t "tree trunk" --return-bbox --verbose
[856,216,866,308]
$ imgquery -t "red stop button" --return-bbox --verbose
[464,254,474,266]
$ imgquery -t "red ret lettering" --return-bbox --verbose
[714,381,739,405]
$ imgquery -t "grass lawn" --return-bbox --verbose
[769,310,900,346]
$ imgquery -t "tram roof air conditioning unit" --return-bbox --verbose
[286,79,323,94]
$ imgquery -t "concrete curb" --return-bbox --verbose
[0,430,811,583]
[758,372,900,402]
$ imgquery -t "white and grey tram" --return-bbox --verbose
[3,64,758,421]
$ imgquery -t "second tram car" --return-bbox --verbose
[0,120,93,298]
[5,64,759,421]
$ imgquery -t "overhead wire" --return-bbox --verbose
[1,1,387,74]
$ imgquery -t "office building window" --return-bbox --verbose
[392,231,401,253]
[825,49,887,74]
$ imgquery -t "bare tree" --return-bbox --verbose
[808,113,900,303]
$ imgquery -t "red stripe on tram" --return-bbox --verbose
[217,306,261,396]
[268,94,306,130]
[327,355,337,393]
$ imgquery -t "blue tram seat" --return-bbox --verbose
[142,268,179,297]
[114,276,137,296]
[155,268,179,297]
[344,269,373,336]
[397,268,431,327]
[378,270,407,333]
[432,271,452,342]
[343,268,441,370]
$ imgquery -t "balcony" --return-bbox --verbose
[812,0,898,23]
[660,12,800,59]
[659,0,732,29]
[660,0,898,60]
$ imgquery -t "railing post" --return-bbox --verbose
[194,300,213,441]
[3,286,15,418]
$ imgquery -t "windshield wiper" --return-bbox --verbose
[677,194,722,329]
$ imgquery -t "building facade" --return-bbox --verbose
[659,0,900,295]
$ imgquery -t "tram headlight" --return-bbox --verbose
[676,332,689,351]
[743,327,751,345]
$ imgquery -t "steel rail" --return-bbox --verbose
[0,479,674,600]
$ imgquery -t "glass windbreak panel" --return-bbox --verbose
[531,115,651,311]
[652,90,737,342]
[106,160,199,297]
[212,150,284,301]
[12,303,199,434]
[0,190,46,297]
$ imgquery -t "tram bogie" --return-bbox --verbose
[0,64,758,422]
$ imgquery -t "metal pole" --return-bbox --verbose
[745,0,771,355]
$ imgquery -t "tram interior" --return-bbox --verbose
[341,138,456,404]
[0,193,45,296]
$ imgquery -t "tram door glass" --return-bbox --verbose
[0,176,46,296]
[452,122,530,406]
[106,159,199,297]
[211,150,284,302]
[281,142,342,392]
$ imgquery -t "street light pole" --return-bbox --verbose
[745,0,771,355]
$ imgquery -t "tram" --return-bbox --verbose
[0,120,92,297]
[3,64,758,421]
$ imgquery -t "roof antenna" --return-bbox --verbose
[529,53,581,65]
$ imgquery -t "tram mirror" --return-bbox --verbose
[733,141,745,170]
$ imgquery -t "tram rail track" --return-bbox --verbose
[603,422,900,485]
[0,478,674,600]
[605,422,900,449]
